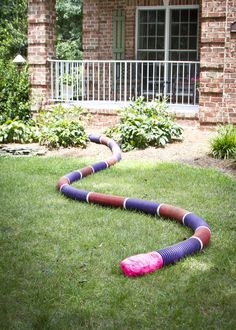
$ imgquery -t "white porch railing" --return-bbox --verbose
[49,59,200,106]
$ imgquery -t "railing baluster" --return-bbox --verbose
[87,62,89,101]
[109,62,111,102]
[182,63,185,104]
[176,63,179,104]
[141,62,143,96]
[194,63,197,105]
[114,62,116,101]
[61,61,64,101]
[120,62,122,102]
[152,62,155,101]
[147,62,149,102]
[135,62,137,99]
[71,62,74,101]
[81,62,84,101]
[164,61,167,99]
[188,63,191,105]
[170,62,173,104]
[76,62,78,100]
[124,61,127,102]
[103,62,105,101]
[50,61,54,100]
[92,62,95,101]
[98,62,100,101]
[66,62,69,101]
[55,61,59,100]
[130,63,132,100]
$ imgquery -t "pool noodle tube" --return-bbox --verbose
[57,134,211,277]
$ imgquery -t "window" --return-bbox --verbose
[136,7,199,61]
[169,9,198,61]
[137,9,166,60]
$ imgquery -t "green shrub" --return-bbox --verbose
[210,124,236,160]
[106,97,183,151]
[0,119,38,143]
[0,60,31,124]
[0,105,88,149]
[35,104,88,149]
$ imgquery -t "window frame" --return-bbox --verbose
[135,4,199,62]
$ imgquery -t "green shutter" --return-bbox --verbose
[112,10,125,60]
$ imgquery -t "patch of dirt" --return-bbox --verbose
[46,124,236,179]
[1,124,235,179]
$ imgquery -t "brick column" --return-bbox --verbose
[28,0,56,111]
[83,0,100,60]
[222,0,236,124]
[200,0,236,124]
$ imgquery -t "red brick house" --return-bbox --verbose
[28,0,236,124]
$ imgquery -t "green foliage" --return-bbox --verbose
[0,60,31,124]
[0,0,27,60]
[210,125,236,160]
[56,39,83,60]
[60,72,79,86]
[0,105,88,149]
[0,119,38,143]
[106,97,183,151]
[35,104,88,148]
[1,0,83,61]
[0,1,30,127]
[56,0,83,59]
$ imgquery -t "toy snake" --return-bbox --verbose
[57,134,211,276]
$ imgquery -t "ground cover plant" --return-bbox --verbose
[0,104,88,148]
[106,97,183,151]
[0,119,38,144]
[35,104,88,149]
[0,155,235,329]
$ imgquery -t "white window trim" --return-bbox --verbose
[135,4,199,60]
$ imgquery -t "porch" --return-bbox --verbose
[49,59,200,113]
[28,0,236,124]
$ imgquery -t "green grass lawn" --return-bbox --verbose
[0,155,236,329]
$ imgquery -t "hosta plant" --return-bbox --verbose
[0,119,38,143]
[35,104,88,149]
[106,97,183,151]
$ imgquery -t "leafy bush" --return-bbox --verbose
[0,60,31,124]
[0,119,38,143]
[106,97,183,151]
[0,105,88,149]
[35,104,88,149]
[210,125,236,160]
[56,39,83,60]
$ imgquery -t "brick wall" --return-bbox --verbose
[200,0,236,124]
[26,0,236,124]
[28,0,56,111]
[83,109,121,128]
[222,0,236,124]
[83,0,199,60]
